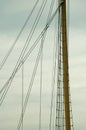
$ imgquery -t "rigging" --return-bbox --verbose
[0,2,63,107]
[0,0,40,70]
[0,1,74,130]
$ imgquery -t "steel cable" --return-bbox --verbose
[0,0,47,98]
[38,0,56,129]
[0,31,45,106]
[17,0,60,125]
[17,37,44,130]
[0,0,40,70]
[49,2,64,130]
[21,63,24,130]
[0,2,62,106]
[14,0,47,71]
[39,35,43,130]
[55,5,62,129]
[0,0,47,105]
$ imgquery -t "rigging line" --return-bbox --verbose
[0,3,60,106]
[0,25,47,102]
[0,0,47,103]
[21,62,24,130]
[67,1,74,126]
[0,0,40,70]
[39,0,56,127]
[49,22,58,130]
[45,1,56,97]
[17,38,44,130]
[52,5,58,129]
[15,0,47,68]
[0,24,47,96]
[39,33,46,130]
[46,1,63,29]
[9,0,47,88]
[59,40,63,128]
[0,0,47,102]
[46,0,55,23]
[0,25,48,106]
[68,86,74,130]
[39,35,43,130]
[17,24,47,130]
[17,21,47,130]
[0,3,62,106]
[49,2,63,130]
[0,32,43,106]
[55,4,66,129]
[0,0,47,91]
[19,0,47,58]
[55,5,61,129]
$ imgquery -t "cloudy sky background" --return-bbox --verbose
[0,0,86,130]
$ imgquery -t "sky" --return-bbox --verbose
[0,0,86,130]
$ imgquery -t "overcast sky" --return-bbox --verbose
[0,0,86,130]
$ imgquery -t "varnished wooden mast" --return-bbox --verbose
[61,0,71,130]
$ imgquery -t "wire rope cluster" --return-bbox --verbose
[0,0,74,130]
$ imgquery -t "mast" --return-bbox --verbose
[61,0,71,130]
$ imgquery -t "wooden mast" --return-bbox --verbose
[61,0,71,130]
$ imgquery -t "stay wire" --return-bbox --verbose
[7,0,47,86]
[46,0,55,23]
[17,5,56,126]
[49,2,63,130]
[0,2,62,106]
[55,4,61,129]
[39,34,44,130]
[0,0,47,94]
[39,0,56,129]
[21,63,24,130]
[0,31,44,106]
[49,20,58,130]
[54,7,61,129]
[0,0,40,70]
[0,0,47,105]
[0,24,47,99]
[15,0,47,69]
[18,15,48,130]
[67,1,74,129]
[17,37,44,130]
[49,12,56,130]
[52,2,59,129]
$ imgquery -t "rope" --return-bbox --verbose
[17,36,44,130]
[0,0,47,106]
[55,3,62,129]
[15,0,47,67]
[0,0,40,70]
[21,63,24,130]
[49,19,58,130]
[49,2,63,130]
[0,1,62,107]
[39,34,44,130]
[0,32,43,106]
[0,0,47,96]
